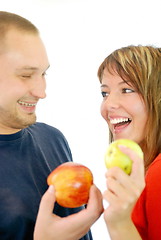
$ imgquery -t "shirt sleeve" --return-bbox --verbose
[132,154,161,239]
[145,155,161,239]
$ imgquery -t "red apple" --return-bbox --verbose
[47,162,93,208]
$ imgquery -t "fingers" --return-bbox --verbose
[118,145,145,189]
[118,145,144,175]
[105,173,140,206]
[106,166,144,200]
[59,184,103,237]
[38,185,56,219]
[103,179,118,205]
[86,184,104,218]
[69,184,103,223]
[34,184,103,240]
[34,186,57,240]
[103,145,145,214]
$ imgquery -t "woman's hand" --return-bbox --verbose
[34,184,103,240]
[103,145,145,239]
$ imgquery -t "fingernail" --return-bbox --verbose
[48,185,54,193]
[118,144,128,150]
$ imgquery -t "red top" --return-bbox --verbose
[132,153,161,239]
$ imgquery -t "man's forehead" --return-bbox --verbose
[0,29,49,70]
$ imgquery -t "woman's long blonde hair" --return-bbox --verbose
[98,45,161,170]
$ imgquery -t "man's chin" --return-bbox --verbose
[23,117,37,128]
[16,115,37,129]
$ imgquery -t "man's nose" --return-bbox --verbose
[29,77,46,99]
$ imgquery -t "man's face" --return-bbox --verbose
[0,29,50,134]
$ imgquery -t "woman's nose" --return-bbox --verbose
[103,93,120,111]
[100,93,120,121]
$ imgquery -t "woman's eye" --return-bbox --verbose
[122,88,134,93]
[101,91,109,97]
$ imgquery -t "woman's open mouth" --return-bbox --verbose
[110,117,132,132]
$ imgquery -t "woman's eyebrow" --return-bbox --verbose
[100,84,108,88]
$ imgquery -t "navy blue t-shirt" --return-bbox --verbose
[0,122,92,240]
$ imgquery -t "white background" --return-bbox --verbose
[1,0,161,239]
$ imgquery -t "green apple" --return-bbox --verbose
[104,139,143,175]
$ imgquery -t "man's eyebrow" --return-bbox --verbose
[16,65,50,71]
[16,67,38,71]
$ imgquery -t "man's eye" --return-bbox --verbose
[42,72,47,77]
[122,88,134,93]
[101,91,109,97]
[21,75,32,78]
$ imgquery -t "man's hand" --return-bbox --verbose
[34,184,103,240]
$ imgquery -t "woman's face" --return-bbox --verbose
[100,68,148,144]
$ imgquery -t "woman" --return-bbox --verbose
[97,45,161,239]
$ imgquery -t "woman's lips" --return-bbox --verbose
[113,120,131,133]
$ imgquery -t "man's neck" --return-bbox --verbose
[0,127,22,135]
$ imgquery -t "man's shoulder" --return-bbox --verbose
[25,122,70,151]
[27,122,64,138]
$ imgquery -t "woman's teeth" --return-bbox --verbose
[110,118,131,124]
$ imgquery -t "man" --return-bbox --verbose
[0,11,103,240]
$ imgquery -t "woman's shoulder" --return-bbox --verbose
[146,153,161,182]
[147,153,161,170]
